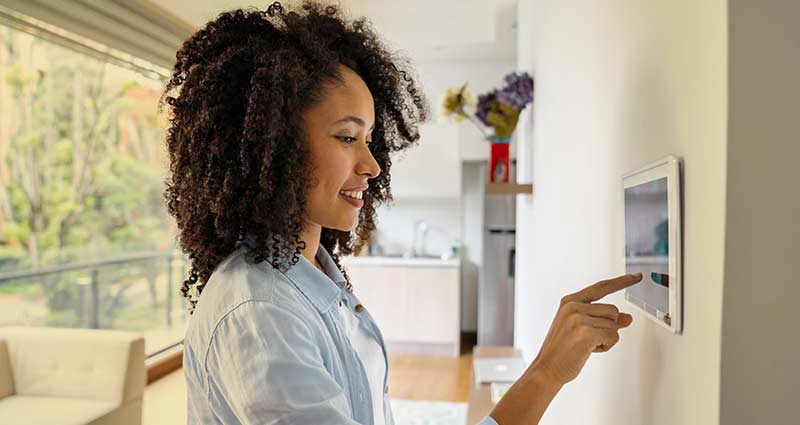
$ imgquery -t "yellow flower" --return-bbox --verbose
[485,100,520,138]
[439,83,475,122]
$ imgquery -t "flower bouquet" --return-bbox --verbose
[439,72,533,183]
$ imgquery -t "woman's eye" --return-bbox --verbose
[338,136,374,146]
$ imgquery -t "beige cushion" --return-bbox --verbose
[0,327,145,405]
[0,395,117,425]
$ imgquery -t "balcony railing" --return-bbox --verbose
[0,251,188,358]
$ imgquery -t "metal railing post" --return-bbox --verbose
[89,268,99,329]
[79,279,87,327]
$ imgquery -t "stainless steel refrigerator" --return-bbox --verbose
[478,169,517,346]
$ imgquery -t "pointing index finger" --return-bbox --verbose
[576,273,642,303]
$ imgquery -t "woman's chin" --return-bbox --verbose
[342,219,359,232]
[328,216,358,233]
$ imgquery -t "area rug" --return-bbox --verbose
[390,399,468,425]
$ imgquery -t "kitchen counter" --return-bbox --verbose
[341,255,461,268]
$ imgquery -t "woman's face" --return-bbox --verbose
[301,65,381,232]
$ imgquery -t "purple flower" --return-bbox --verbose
[496,72,533,109]
[475,89,497,126]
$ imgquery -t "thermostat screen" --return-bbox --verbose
[624,177,670,319]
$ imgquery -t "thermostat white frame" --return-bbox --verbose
[622,155,682,334]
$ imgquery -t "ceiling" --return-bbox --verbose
[147,0,518,62]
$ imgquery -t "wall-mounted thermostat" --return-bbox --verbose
[623,155,683,334]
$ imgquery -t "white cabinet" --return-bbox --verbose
[342,258,461,356]
[404,267,459,343]
[390,122,461,198]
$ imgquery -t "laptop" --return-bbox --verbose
[473,357,527,385]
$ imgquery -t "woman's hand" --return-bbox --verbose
[530,272,641,385]
[489,273,642,425]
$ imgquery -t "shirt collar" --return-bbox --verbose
[239,233,345,314]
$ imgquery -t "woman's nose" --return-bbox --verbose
[357,143,381,179]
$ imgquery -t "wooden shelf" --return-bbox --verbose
[485,183,533,195]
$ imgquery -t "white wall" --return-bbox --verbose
[373,198,461,257]
[514,1,727,424]
[720,2,800,424]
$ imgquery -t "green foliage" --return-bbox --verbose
[0,26,173,316]
[0,279,42,296]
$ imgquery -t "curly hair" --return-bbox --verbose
[161,1,428,312]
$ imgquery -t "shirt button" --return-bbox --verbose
[355,304,365,313]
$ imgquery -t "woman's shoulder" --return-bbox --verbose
[206,246,280,301]
[184,247,317,355]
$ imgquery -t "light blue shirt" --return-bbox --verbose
[183,237,500,425]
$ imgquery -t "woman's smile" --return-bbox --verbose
[339,188,365,208]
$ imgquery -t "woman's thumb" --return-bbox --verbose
[617,312,634,328]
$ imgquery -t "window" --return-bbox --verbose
[0,19,187,357]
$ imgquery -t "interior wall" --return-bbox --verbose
[720,1,800,424]
[513,1,727,424]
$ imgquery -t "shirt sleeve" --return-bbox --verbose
[478,416,500,425]
[204,300,359,425]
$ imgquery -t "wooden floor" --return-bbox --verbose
[143,337,476,425]
[387,352,473,402]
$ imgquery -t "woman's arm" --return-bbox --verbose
[486,365,562,425]
[488,273,642,425]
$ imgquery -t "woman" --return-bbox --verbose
[162,2,640,424]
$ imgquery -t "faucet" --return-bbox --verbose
[405,220,429,258]
[405,221,461,259]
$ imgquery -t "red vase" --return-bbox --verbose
[489,140,510,183]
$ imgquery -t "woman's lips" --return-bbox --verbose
[339,193,364,208]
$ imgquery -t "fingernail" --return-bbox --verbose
[632,272,642,278]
